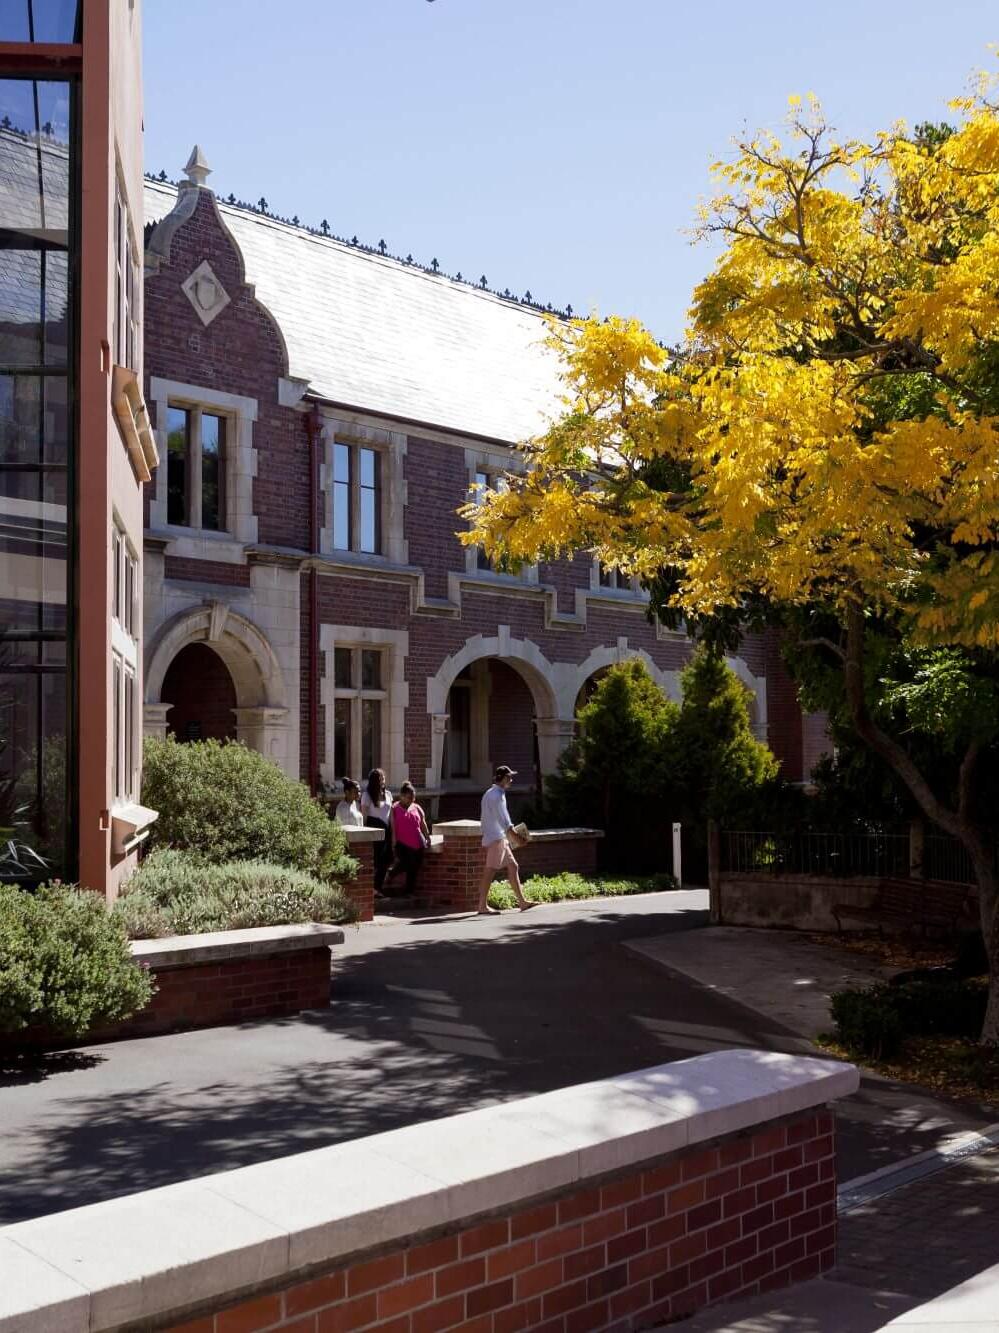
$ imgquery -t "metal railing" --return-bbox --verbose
[923,835,977,887]
[722,830,910,879]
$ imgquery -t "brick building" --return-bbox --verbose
[141,154,826,818]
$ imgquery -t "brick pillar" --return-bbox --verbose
[421,819,486,913]
[341,827,381,921]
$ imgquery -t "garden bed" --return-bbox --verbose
[487,870,677,910]
[816,1032,999,1107]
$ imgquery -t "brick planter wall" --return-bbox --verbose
[1,1050,858,1333]
[165,1109,836,1333]
[342,830,379,922]
[105,948,332,1040]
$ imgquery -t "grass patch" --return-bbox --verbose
[816,1031,999,1107]
[488,871,677,911]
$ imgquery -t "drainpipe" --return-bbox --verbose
[305,404,323,796]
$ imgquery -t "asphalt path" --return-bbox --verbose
[1,891,993,1225]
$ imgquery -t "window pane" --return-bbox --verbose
[332,481,350,550]
[201,412,225,531]
[333,697,350,780]
[361,649,381,690]
[0,1,81,42]
[448,686,471,778]
[359,487,376,554]
[112,656,122,801]
[361,698,380,778]
[599,563,615,588]
[124,671,134,799]
[334,647,353,688]
[112,529,121,621]
[166,406,189,526]
[359,448,375,488]
[0,77,73,885]
[333,442,350,484]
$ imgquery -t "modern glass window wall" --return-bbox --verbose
[0,73,76,881]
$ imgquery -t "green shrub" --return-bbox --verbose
[488,870,676,911]
[113,848,358,938]
[830,987,905,1059]
[830,977,988,1059]
[0,883,154,1037]
[142,738,355,882]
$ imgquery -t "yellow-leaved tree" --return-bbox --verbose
[463,75,999,1042]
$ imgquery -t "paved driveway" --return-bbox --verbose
[0,892,992,1225]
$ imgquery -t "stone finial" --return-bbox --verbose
[183,145,211,187]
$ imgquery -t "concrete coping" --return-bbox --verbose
[0,1049,858,1333]
[130,922,346,970]
[433,821,604,843]
[342,826,385,845]
[528,828,605,843]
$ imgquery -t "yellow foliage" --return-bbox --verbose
[465,65,999,650]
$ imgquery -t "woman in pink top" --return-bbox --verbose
[386,782,431,896]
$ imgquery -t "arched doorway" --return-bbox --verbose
[161,643,237,743]
[145,603,293,773]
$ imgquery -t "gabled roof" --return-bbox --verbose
[144,179,566,445]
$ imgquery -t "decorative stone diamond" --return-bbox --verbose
[181,259,230,327]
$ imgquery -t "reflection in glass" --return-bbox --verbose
[201,412,225,531]
[0,1,81,44]
[0,76,73,880]
[361,698,380,778]
[334,647,353,688]
[359,447,378,554]
[167,406,189,525]
[361,649,381,690]
[332,442,350,549]
[333,698,350,780]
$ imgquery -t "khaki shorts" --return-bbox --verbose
[485,837,517,871]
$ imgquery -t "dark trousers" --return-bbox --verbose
[365,816,391,892]
[388,843,424,896]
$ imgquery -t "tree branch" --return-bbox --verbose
[799,636,846,661]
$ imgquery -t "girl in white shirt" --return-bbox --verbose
[361,767,393,895]
[334,777,365,828]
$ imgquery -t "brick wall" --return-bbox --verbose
[488,661,537,780]
[343,838,376,921]
[165,1108,836,1333]
[164,556,253,587]
[515,836,600,880]
[161,641,237,741]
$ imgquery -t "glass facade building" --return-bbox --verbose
[1,0,152,896]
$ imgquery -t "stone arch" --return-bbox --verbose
[144,602,293,773]
[425,631,560,790]
[561,644,682,720]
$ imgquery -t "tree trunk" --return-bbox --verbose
[840,605,998,1043]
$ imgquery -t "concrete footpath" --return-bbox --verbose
[633,925,999,1331]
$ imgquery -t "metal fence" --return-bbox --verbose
[923,836,977,886]
[723,829,981,884]
[722,830,911,879]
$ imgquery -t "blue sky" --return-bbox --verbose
[144,1,995,343]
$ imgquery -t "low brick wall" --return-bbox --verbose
[515,829,602,880]
[0,1050,858,1333]
[341,823,606,918]
[102,925,343,1041]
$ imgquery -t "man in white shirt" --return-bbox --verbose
[478,765,536,914]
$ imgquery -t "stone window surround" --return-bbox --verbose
[319,416,408,566]
[148,377,258,549]
[111,514,140,807]
[319,624,409,789]
[589,556,645,599]
[463,446,538,585]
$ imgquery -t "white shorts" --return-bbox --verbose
[485,837,517,871]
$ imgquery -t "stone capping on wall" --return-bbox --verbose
[129,922,346,970]
[432,820,603,844]
[0,1050,858,1333]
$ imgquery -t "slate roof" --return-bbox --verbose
[144,179,566,445]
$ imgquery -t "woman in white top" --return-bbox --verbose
[360,767,393,895]
[334,777,365,828]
